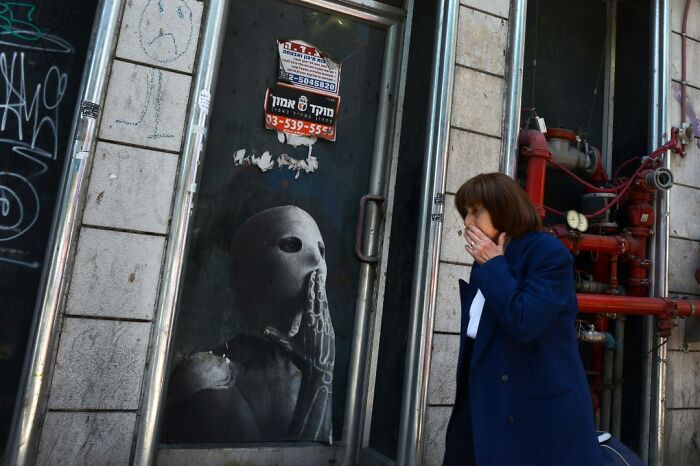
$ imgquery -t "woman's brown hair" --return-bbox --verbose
[455,172,542,239]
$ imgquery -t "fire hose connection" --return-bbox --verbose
[644,167,674,191]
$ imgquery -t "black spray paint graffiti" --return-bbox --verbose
[115,68,173,140]
[0,2,74,54]
[138,0,193,64]
[0,52,69,159]
[0,2,72,268]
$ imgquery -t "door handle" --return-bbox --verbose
[355,194,385,263]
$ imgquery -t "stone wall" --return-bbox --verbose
[665,2,700,465]
[36,1,204,464]
[422,1,510,464]
[31,1,700,464]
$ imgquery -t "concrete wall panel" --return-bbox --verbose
[435,262,471,333]
[48,318,150,409]
[116,0,203,73]
[670,136,700,187]
[672,0,700,41]
[671,80,700,137]
[663,409,700,466]
[451,67,505,137]
[423,406,451,466]
[83,142,178,234]
[456,7,508,76]
[37,412,136,466]
[671,33,700,88]
[427,334,459,405]
[446,129,501,194]
[440,194,471,264]
[99,61,192,152]
[668,237,700,295]
[670,184,700,240]
[459,0,509,19]
[66,228,165,320]
[665,350,700,408]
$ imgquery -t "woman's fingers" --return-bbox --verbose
[465,225,488,243]
[464,226,505,264]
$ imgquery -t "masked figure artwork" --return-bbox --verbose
[166,206,335,443]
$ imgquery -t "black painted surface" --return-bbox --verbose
[164,0,386,444]
[0,0,98,453]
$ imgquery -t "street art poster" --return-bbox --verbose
[165,206,335,443]
[264,84,340,141]
[277,39,341,95]
[265,40,341,141]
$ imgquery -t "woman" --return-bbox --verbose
[443,173,602,466]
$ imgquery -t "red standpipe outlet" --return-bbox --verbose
[519,129,551,218]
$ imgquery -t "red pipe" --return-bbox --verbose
[546,225,639,256]
[681,0,692,123]
[519,129,551,218]
[578,294,698,319]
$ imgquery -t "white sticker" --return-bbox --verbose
[198,89,211,113]
[277,40,341,95]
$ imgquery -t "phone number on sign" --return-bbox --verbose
[266,115,334,136]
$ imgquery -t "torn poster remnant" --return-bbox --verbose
[277,153,318,179]
[232,149,318,178]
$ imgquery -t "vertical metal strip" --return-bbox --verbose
[501,0,528,177]
[340,21,401,465]
[639,0,662,458]
[649,1,670,464]
[602,0,617,175]
[3,2,124,465]
[131,1,230,464]
[396,0,458,464]
[360,0,414,451]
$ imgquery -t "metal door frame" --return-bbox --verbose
[134,1,414,464]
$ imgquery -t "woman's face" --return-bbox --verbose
[463,203,500,242]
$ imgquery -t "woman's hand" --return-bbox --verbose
[464,225,507,264]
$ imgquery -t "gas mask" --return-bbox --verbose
[230,206,327,334]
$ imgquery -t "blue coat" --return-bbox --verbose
[445,231,603,466]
